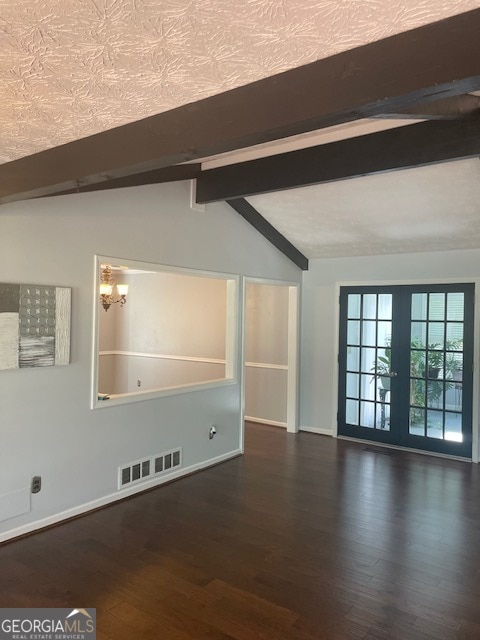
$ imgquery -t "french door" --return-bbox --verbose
[338,284,474,458]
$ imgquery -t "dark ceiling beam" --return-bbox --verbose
[377,93,480,120]
[227,199,308,271]
[38,164,201,198]
[196,118,480,203]
[2,8,480,204]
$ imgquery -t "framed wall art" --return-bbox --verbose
[0,283,71,370]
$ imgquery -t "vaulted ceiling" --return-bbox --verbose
[2,1,480,266]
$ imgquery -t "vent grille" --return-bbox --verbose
[153,448,182,477]
[119,455,152,489]
[119,448,182,489]
[132,463,141,481]
[121,467,131,485]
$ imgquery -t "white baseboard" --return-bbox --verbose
[0,449,242,544]
[300,425,333,436]
[244,416,287,428]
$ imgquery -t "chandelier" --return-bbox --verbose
[99,266,128,312]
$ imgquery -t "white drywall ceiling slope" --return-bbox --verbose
[248,159,480,259]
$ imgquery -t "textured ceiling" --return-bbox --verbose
[248,159,480,259]
[3,1,480,262]
[1,0,479,164]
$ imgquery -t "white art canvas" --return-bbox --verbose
[0,283,71,370]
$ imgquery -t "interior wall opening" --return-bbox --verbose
[244,280,298,433]
[93,256,238,407]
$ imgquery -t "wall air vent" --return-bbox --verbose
[118,456,152,489]
[118,449,181,490]
[153,448,182,477]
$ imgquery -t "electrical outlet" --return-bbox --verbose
[209,425,217,440]
[31,476,42,494]
[137,379,141,387]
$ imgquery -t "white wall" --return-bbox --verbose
[300,249,480,457]
[103,354,224,394]
[245,282,289,426]
[114,272,227,358]
[0,180,301,540]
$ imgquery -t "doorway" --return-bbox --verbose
[338,284,474,458]
[243,280,299,434]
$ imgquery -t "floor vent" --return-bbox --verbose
[119,449,182,489]
[364,446,393,456]
[154,448,182,476]
[118,456,152,489]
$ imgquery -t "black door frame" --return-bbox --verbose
[338,283,474,459]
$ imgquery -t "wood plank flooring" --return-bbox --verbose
[2,423,480,639]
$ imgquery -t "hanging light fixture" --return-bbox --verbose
[99,265,128,312]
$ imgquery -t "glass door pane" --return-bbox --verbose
[409,292,465,443]
[344,292,393,432]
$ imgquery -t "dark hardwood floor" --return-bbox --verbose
[2,422,480,639]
